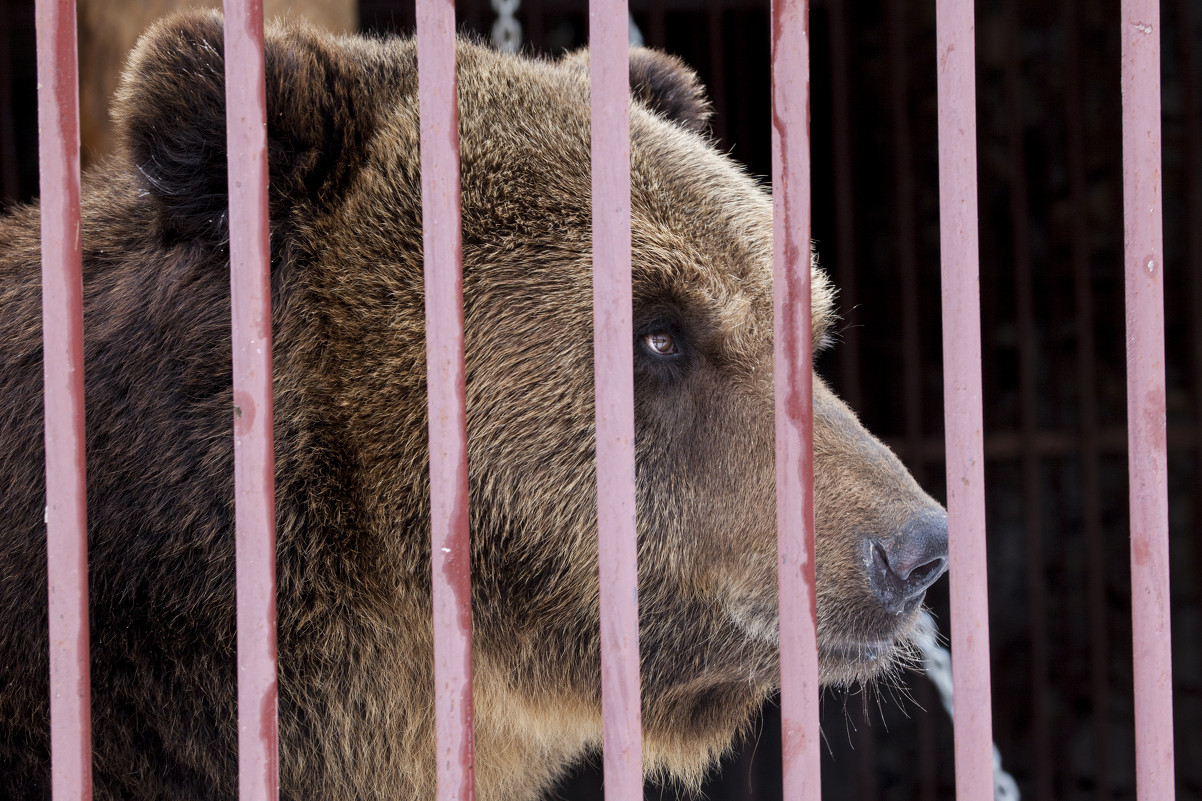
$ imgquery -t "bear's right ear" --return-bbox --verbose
[114,10,376,240]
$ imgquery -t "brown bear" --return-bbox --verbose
[0,11,948,800]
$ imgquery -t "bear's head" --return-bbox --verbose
[110,10,948,796]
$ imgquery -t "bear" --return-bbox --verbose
[0,11,949,800]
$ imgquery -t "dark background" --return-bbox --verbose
[2,0,1200,798]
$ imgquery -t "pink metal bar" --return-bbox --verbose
[771,2,820,799]
[416,2,475,800]
[1120,2,1176,799]
[589,0,642,798]
[222,1,279,799]
[35,0,92,797]
[935,1,994,798]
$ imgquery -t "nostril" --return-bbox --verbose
[866,538,908,613]
[865,511,950,613]
[871,541,890,574]
[903,555,947,596]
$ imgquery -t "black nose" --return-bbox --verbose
[865,511,949,614]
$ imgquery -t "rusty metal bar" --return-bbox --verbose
[771,2,820,799]
[35,0,91,797]
[1062,0,1110,796]
[1001,0,1052,795]
[416,1,475,799]
[1120,3,1176,800]
[222,1,279,799]
[935,0,994,798]
[589,1,643,798]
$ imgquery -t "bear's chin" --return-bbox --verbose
[726,597,931,689]
[817,605,934,689]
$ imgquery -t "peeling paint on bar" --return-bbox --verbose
[35,0,92,797]
[589,0,643,799]
[770,2,821,799]
[935,0,995,798]
[1120,2,1176,800]
[222,0,280,799]
[416,1,476,799]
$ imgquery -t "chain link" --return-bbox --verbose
[490,0,522,52]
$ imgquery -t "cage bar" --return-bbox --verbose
[35,0,91,797]
[1120,2,1176,800]
[589,1,643,799]
[416,1,476,800]
[935,0,994,798]
[770,2,821,800]
[222,1,279,799]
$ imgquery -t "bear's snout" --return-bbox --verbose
[864,510,949,614]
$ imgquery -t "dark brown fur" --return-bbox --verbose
[77,0,356,166]
[0,12,945,800]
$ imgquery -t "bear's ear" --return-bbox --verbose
[627,49,713,135]
[114,10,375,240]
[563,47,713,135]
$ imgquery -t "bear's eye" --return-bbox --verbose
[642,332,678,356]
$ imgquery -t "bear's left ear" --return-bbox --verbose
[114,9,377,240]
[564,47,713,135]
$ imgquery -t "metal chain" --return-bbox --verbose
[491,0,522,53]
[915,611,1022,801]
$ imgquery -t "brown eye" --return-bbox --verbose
[642,331,678,356]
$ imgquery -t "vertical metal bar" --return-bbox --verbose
[1001,1,1052,796]
[826,0,862,413]
[771,2,820,800]
[35,0,91,797]
[887,0,923,478]
[1062,0,1110,796]
[416,2,475,800]
[1120,3,1175,800]
[935,1,994,798]
[589,1,642,799]
[222,2,278,799]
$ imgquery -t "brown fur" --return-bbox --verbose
[78,0,357,166]
[0,12,946,800]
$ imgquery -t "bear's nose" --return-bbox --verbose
[865,511,949,614]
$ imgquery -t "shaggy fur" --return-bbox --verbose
[0,12,946,800]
